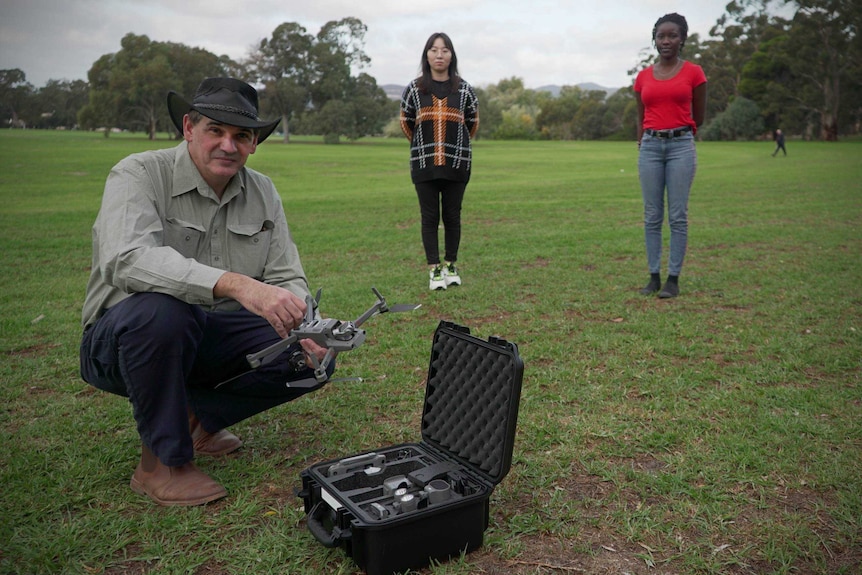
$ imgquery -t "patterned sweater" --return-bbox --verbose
[399,78,479,184]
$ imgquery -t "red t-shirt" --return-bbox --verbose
[634,61,707,133]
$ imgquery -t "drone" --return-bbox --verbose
[217,287,420,390]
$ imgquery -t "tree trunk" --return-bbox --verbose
[282,113,290,143]
[820,74,840,141]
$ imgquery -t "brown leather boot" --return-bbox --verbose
[130,444,227,506]
[189,411,243,457]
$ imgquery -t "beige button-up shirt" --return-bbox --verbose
[82,141,310,328]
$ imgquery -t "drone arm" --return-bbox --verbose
[352,303,382,328]
[313,348,337,382]
[246,332,300,368]
[353,288,390,328]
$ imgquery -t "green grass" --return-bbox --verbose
[1,130,860,575]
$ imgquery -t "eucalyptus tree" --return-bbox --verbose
[78,34,229,139]
[307,17,389,141]
[729,0,860,139]
[32,79,89,129]
[251,18,388,142]
[249,22,315,142]
[774,0,861,139]
[535,85,585,140]
[0,68,34,128]
[699,1,787,123]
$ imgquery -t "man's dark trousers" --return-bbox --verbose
[80,293,328,466]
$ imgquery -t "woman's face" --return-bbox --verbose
[427,37,452,76]
[655,22,683,59]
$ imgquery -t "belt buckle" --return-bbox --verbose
[653,128,686,138]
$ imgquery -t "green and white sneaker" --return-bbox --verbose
[429,265,446,291]
[443,262,461,286]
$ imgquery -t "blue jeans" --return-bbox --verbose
[637,131,697,276]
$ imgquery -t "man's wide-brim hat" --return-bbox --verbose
[167,77,280,143]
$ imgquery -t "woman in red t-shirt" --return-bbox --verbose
[634,13,707,298]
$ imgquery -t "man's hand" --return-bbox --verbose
[214,272,306,338]
[300,338,328,365]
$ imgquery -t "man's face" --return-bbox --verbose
[184,115,258,193]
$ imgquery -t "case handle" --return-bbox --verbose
[306,501,345,548]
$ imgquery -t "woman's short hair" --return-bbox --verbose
[652,13,689,49]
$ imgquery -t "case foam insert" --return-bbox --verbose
[421,329,520,481]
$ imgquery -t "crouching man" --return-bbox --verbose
[80,77,330,506]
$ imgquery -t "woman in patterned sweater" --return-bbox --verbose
[400,32,479,291]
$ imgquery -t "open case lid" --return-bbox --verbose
[420,321,524,486]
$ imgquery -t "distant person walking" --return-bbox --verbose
[772,128,787,156]
[634,13,707,298]
[400,32,479,291]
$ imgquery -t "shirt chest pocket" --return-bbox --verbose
[227,221,273,279]
[164,218,206,259]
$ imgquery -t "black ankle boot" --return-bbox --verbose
[639,274,661,295]
[658,276,680,298]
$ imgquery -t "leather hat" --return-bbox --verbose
[167,77,280,143]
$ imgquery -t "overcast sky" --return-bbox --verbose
[2,0,744,91]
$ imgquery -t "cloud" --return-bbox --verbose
[1,0,741,89]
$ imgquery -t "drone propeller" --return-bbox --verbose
[352,287,420,327]
[387,303,422,313]
[232,287,419,375]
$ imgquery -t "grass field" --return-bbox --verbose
[0,130,860,575]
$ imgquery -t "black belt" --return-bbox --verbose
[644,126,692,138]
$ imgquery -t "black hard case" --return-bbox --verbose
[298,321,524,575]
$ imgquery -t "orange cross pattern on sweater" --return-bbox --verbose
[417,95,464,166]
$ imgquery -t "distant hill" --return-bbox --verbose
[381,82,620,100]
[536,83,620,98]
[382,84,404,100]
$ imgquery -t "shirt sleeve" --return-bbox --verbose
[399,81,417,141]
[691,64,707,88]
[463,81,480,138]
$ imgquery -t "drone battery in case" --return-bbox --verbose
[298,321,524,575]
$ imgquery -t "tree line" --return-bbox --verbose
[1,0,859,142]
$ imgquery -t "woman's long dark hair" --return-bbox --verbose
[418,32,461,94]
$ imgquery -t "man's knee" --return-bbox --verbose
[84,294,207,374]
[81,294,207,391]
[119,293,206,345]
